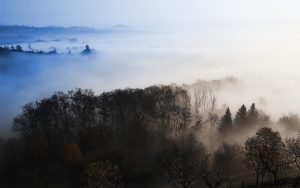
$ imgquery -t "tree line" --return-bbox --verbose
[0,86,300,187]
[0,44,92,56]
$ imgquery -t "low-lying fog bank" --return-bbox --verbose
[2,26,300,137]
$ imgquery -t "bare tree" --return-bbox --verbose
[192,89,216,128]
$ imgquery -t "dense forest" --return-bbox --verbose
[1,85,300,188]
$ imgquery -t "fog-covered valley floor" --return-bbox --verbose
[2,25,300,137]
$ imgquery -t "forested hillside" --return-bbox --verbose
[1,85,300,187]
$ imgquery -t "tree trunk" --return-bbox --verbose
[256,172,259,187]
[273,172,277,188]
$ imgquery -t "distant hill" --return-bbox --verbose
[0,25,130,35]
[0,25,130,44]
[0,25,99,35]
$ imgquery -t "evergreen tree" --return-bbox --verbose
[15,45,23,52]
[219,108,233,135]
[246,103,259,126]
[234,104,247,129]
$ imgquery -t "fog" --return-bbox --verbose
[1,25,300,137]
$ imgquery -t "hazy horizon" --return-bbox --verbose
[1,25,300,136]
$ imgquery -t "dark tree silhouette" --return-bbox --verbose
[234,104,247,129]
[4,86,298,188]
[219,108,233,135]
[213,143,242,188]
[244,127,287,186]
[279,114,300,132]
[10,86,193,187]
[286,137,300,175]
[246,103,259,126]
[162,134,207,188]
[81,45,92,55]
[203,167,227,188]
[244,136,262,186]
[83,160,122,188]
[15,45,23,52]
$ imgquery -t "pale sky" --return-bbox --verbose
[1,0,300,27]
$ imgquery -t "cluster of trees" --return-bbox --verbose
[0,45,92,56]
[163,126,300,188]
[244,127,300,187]
[0,86,300,187]
[0,45,57,56]
[0,45,23,55]
[218,103,270,136]
[0,86,192,187]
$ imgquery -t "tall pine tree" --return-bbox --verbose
[234,104,247,129]
[246,103,259,126]
[219,108,233,135]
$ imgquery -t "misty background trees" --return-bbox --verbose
[0,44,94,56]
[0,85,300,187]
